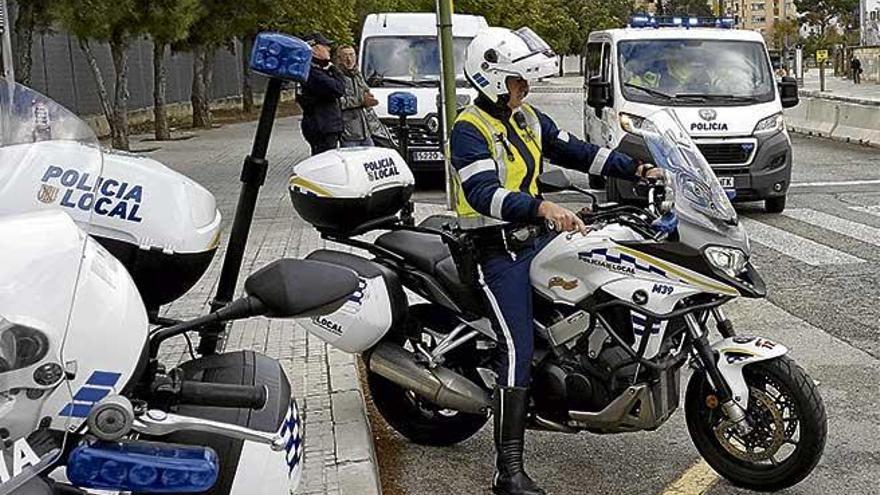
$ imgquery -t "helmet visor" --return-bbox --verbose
[512,27,554,60]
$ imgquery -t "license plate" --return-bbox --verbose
[412,151,444,162]
[718,176,735,188]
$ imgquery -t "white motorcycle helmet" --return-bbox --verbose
[464,26,559,103]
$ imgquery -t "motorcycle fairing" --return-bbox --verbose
[712,336,788,410]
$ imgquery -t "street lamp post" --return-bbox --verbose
[437,0,458,211]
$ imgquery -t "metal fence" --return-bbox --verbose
[22,29,254,117]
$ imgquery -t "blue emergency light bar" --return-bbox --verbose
[629,15,736,29]
[388,92,418,117]
[250,32,312,82]
[67,440,219,493]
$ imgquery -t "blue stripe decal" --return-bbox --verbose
[86,371,122,387]
[59,403,92,418]
[73,386,111,403]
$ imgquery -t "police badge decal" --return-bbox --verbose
[37,184,59,204]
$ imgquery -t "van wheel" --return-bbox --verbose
[606,178,622,203]
[765,196,786,213]
[588,174,606,190]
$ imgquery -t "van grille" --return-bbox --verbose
[696,142,755,165]
[386,122,441,148]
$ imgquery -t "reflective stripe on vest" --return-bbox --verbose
[452,104,543,219]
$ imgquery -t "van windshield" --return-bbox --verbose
[618,39,775,106]
[362,36,472,87]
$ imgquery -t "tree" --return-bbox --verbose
[664,0,713,16]
[11,0,54,86]
[794,0,859,38]
[55,0,142,150]
[563,0,634,70]
[769,19,799,51]
[140,0,200,140]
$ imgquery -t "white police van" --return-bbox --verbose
[359,12,488,172]
[583,16,800,212]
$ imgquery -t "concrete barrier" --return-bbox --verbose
[784,95,880,147]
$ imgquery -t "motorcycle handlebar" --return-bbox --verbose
[177,381,267,410]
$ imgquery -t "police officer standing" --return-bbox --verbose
[298,33,345,155]
[452,27,661,495]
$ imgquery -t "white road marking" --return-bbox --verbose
[790,179,880,188]
[659,460,719,495]
[849,205,880,218]
[783,208,880,246]
[739,217,865,266]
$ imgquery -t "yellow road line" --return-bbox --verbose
[660,460,720,495]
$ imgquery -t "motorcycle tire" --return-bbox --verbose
[684,355,827,492]
[137,350,293,495]
[366,305,489,447]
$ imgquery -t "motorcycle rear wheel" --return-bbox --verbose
[685,355,826,491]
[366,306,489,447]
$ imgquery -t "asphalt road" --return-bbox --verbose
[374,90,880,495]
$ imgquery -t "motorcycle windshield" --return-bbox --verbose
[641,109,738,229]
[0,80,102,492]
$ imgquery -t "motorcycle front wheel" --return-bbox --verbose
[685,355,827,492]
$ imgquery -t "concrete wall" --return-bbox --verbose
[784,94,880,147]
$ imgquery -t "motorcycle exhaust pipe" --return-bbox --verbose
[367,342,490,415]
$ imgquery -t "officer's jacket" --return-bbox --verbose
[450,97,638,225]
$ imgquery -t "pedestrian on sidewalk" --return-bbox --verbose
[298,33,345,155]
[336,45,392,148]
[851,56,862,85]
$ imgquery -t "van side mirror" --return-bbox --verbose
[587,76,612,115]
[779,76,798,109]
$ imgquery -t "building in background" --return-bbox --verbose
[863,0,880,46]
[728,0,797,42]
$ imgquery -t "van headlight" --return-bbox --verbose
[620,113,645,134]
[704,246,748,278]
[753,113,784,135]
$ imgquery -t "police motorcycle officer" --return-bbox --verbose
[451,27,662,495]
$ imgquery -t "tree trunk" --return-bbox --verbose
[241,35,255,113]
[153,41,171,141]
[11,1,36,85]
[79,39,116,142]
[204,48,215,104]
[191,45,211,129]
[110,38,130,150]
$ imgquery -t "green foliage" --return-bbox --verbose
[664,0,713,16]
[458,0,580,55]
[561,0,635,55]
[140,0,201,45]
[769,19,799,50]
[794,0,859,36]
[281,0,357,45]
[54,0,140,42]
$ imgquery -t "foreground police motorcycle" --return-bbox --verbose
[287,109,827,491]
[0,82,362,494]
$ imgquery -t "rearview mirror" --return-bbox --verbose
[587,76,612,114]
[244,259,360,318]
[778,76,798,109]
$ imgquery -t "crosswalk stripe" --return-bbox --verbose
[790,179,880,188]
[739,217,865,266]
[849,205,880,218]
[783,208,880,247]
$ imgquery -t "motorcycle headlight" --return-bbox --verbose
[753,113,784,135]
[704,246,748,278]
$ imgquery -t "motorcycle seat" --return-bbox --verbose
[375,230,483,312]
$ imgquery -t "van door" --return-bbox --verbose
[583,41,603,143]
[597,41,615,147]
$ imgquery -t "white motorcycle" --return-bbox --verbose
[286,109,827,491]
[0,82,361,494]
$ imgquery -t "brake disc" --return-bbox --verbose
[713,388,786,463]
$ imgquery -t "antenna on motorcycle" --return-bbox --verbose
[198,32,312,355]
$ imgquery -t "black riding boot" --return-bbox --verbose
[492,386,545,495]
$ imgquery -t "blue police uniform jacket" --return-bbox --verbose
[450,96,638,225]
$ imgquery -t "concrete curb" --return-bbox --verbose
[328,347,383,495]
[799,89,880,107]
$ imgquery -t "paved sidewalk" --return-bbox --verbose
[800,70,880,105]
[137,114,382,495]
